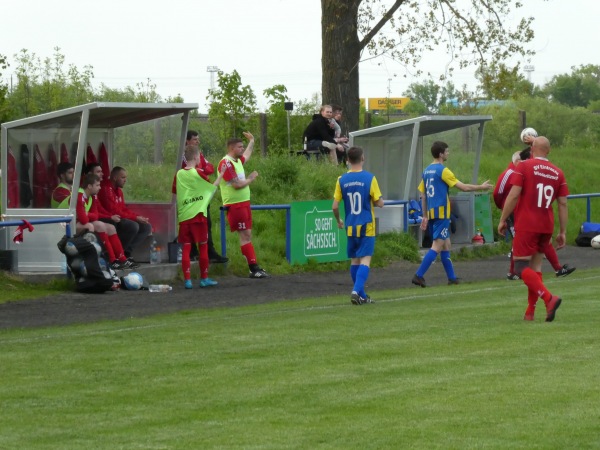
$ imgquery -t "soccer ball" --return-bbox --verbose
[92,242,103,255]
[69,256,86,276]
[520,127,538,143]
[121,272,144,290]
[64,241,79,256]
[591,235,600,249]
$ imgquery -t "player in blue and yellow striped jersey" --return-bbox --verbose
[412,141,493,288]
[333,146,385,305]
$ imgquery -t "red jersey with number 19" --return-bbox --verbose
[510,157,568,234]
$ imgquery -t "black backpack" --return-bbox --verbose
[57,232,118,293]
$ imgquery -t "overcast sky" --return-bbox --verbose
[2,0,598,111]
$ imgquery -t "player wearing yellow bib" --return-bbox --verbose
[332,146,384,305]
[172,146,225,289]
[217,132,269,279]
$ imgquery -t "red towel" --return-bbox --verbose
[13,220,35,244]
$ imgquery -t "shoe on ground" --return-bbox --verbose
[209,255,229,264]
[545,296,562,322]
[199,278,218,288]
[412,274,426,288]
[184,279,193,289]
[109,260,123,270]
[126,257,140,269]
[555,264,576,278]
[249,268,270,279]
[507,273,521,280]
[448,278,461,285]
[523,312,535,321]
[351,291,372,305]
[119,259,137,270]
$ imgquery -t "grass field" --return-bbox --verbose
[2,269,600,449]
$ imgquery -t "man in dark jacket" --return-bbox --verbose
[303,104,345,164]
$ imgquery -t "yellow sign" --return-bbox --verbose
[361,97,411,111]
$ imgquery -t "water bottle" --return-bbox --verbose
[177,245,182,263]
[150,239,159,264]
[303,136,307,151]
[148,284,172,293]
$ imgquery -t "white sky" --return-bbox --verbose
[1,0,598,112]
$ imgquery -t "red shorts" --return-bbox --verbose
[512,230,552,258]
[178,219,208,244]
[226,201,252,232]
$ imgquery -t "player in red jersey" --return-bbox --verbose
[494,151,575,280]
[76,174,132,270]
[498,137,567,322]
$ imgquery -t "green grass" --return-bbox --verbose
[2,269,599,449]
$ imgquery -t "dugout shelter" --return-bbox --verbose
[1,102,198,273]
[349,115,493,245]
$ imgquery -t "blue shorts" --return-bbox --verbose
[428,218,451,241]
[347,236,375,259]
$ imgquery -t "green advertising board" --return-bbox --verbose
[290,200,348,264]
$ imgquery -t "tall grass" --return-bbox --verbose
[1,269,599,449]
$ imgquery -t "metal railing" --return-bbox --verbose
[566,193,600,223]
[0,216,73,236]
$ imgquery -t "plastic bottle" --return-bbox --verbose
[150,239,159,264]
[177,245,182,263]
[303,136,307,151]
[148,284,172,293]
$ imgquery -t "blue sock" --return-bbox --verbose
[350,264,359,283]
[441,251,456,280]
[353,264,370,298]
[416,249,438,278]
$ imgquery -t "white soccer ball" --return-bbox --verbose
[92,242,103,255]
[121,272,144,290]
[520,127,538,143]
[591,235,600,249]
[69,256,84,275]
[64,241,79,256]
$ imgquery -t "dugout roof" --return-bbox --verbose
[349,115,492,201]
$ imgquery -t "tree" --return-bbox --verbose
[544,64,600,108]
[476,62,534,100]
[7,47,96,120]
[403,80,459,113]
[0,53,9,123]
[207,70,257,141]
[321,0,539,132]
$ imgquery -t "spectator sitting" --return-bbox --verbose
[302,104,345,164]
[331,104,350,164]
[98,166,152,261]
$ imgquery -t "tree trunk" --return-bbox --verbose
[321,0,362,133]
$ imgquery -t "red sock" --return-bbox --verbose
[97,232,116,262]
[181,243,191,280]
[108,234,126,261]
[241,242,257,266]
[521,267,552,303]
[544,245,561,271]
[198,243,209,279]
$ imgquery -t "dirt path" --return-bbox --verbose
[1,245,596,330]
